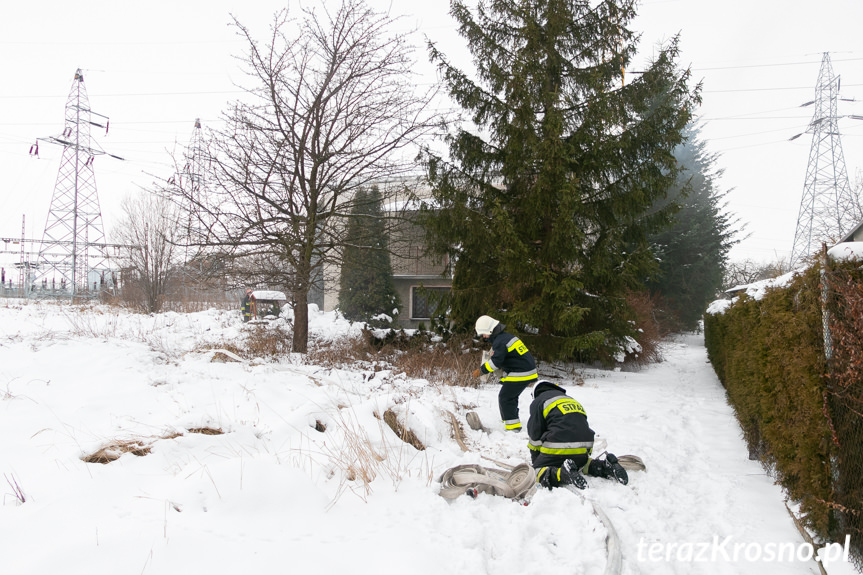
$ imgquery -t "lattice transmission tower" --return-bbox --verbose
[171,118,212,296]
[34,69,122,298]
[181,118,207,250]
[789,52,857,268]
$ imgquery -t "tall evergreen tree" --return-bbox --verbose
[420,0,700,361]
[647,123,738,330]
[338,187,401,326]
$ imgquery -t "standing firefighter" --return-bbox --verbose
[528,380,628,489]
[471,315,537,432]
[241,289,257,323]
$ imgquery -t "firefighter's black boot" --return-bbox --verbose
[559,460,588,489]
[536,467,554,490]
[588,453,629,485]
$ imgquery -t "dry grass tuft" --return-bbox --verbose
[187,427,224,435]
[305,334,370,367]
[199,324,292,362]
[82,439,152,464]
[392,333,481,387]
[210,349,244,363]
[242,323,293,358]
[322,408,387,499]
[4,473,26,504]
[382,408,425,451]
[81,429,195,464]
[306,330,481,388]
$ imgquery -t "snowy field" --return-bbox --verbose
[0,300,855,575]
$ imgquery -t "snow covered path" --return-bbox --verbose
[579,334,821,574]
[0,304,844,574]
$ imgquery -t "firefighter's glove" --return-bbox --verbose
[472,369,481,378]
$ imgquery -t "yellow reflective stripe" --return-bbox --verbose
[506,338,529,355]
[537,445,590,456]
[504,421,522,430]
[501,373,538,383]
[542,441,593,450]
[536,467,549,483]
[543,397,585,418]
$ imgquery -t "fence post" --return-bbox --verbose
[819,242,851,549]
[820,243,832,362]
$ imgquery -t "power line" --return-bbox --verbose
[0,119,217,126]
[693,56,863,72]
[0,89,243,100]
[701,116,811,121]
[705,83,863,94]
[705,125,805,142]
[0,39,239,46]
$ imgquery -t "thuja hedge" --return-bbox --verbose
[703,265,834,535]
[823,260,863,566]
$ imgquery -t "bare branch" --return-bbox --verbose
[163,0,442,352]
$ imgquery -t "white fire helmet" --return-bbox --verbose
[475,315,500,337]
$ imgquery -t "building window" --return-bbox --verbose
[411,286,450,320]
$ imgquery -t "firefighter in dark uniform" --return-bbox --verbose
[528,380,629,489]
[241,289,257,322]
[471,315,538,432]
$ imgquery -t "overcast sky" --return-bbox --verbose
[1,0,862,272]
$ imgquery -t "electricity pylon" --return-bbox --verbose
[181,118,207,250]
[170,118,210,296]
[789,53,857,268]
[34,69,123,298]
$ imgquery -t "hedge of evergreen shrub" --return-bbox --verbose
[704,264,863,565]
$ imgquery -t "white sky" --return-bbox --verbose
[1,0,862,273]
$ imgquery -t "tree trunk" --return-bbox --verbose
[292,287,309,353]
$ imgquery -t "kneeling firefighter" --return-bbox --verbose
[528,380,628,489]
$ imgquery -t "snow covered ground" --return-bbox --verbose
[0,300,855,575]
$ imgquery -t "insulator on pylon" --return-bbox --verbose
[29,142,39,156]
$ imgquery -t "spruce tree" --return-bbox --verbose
[338,187,401,326]
[421,0,700,361]
[647,123,738,330]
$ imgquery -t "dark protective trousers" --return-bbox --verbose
[498,381,531,429]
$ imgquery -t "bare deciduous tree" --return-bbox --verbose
[113,192,183,313]
[852,168,863,225]
[723,258,789,291]
[168,0,439,352]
